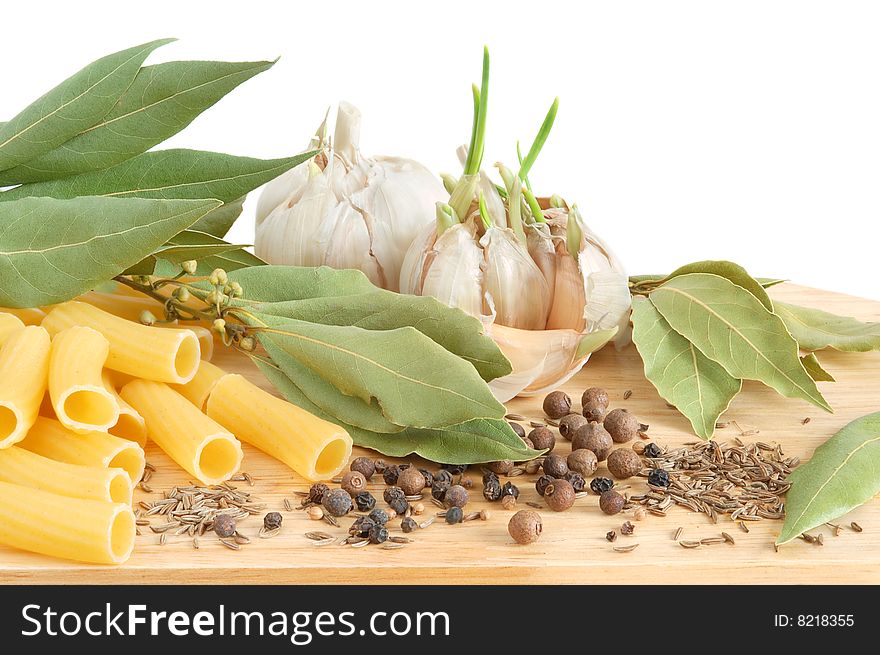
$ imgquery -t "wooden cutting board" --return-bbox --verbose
[1,284,878,584]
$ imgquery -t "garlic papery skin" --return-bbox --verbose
[255,102,446,291]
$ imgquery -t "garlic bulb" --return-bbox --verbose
[255,102,446,291]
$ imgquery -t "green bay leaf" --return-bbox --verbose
[244,312,507,429]
[0,40,171,173]
[0,196,220,307]
[650,273,831,412]
[801,353,835,382]
[777,412,880,544]
[775,301,880,352]
[228,265,379,301]
[666,260,773,310]
[0,60,274,184]
[189,197,245,238]
[631,297,741,439]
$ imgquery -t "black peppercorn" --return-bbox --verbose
[535,474,554,496]
[509,421,526,439]
[307,482,329,504]
[431,480,450,502]
[397,467,427,495]
[444,484,469,508]
[644,442,662,459]
[445,506,464,524]
[441,463,468,475]
[501,481,520,499]
[435,469,454,485]
[263,512,283,531]
[483,476,503,502]
[321,488,353,517]
[401,517,418,533]
[482,470,500,484]
[367,525,388,544]
[528,426,556,452]
[388,497,409,516]
[341,470,367,496]
[563,471,586,493]
[418,468,434,488]
[590,476,614,494]
[543,390,572,419]
[373,459,388,473]
[382,464,401,486]
[383,486,405,504]
[350,456,376,479]
[349,516,375,537]
[368,508,389,525]
[213,513,236,538]
[648,468,670,488]
[354,491,376,512]
[542,453,569,479]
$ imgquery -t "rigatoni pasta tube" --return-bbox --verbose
[102,372,147,447]
[0,481,135,565]
[0,306,45,325]
[0,312,24,345]
[42,302,200,384]
[207,374,352,481]
[121,380,242,485]
[79,290,165,323]
[0,326,51,449]
[49,326,119,434]
[20,417,145,484]
[0,446,132,504]
[171,360,229,412]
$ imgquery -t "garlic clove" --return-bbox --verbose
[545,240,587,331]
[526,223,558,314]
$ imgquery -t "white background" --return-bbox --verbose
[3,0,878,299]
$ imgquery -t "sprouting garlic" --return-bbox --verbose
[255,102,446,291]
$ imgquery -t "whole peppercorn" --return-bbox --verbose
[564,471,586,493]
[368,508,389,525]
[444,484,469,508]
[349,516,375,537]
[488,459,514,475]
[213,513,236,538]
[322,489,353,517]
[508,421,526,439]
[558,413,588,440]
[373,459,388,473]
[581,387,609,422]
[369,525,389,544]
[354,491,376,512]
[632,441,647,455]
[341,470,367,496]
[544,479,576,512]
[604,408,641,443]
[418,468,434,488]
[383,486,405,504]
[501,495,517,510]
[567,449,598,477]
[599,490,626,515]
[607,448,642,480]
[535,474,554,496]
[431,480,450,502]
[388,498,409,516]
[350,456,376,479]
[382,464,401,486]
[522,437,535,450]
[644,442,663,459]
[445,506,464,524]
[648,468,670,488]
[542,453,569,479]
[307,482,329,504]
[590,476,615,494]
[435,469,454,486]
[401,517,418,533]
[543,390,572,419]
[572,422,613,461]
[483,476,503,502]
[441,463,468,476]
[501,481,520,499]
[508,510,543,544]
[482,470,499,484]
[397,467,427,496]
[263,511,283,531]
[528,426,556,452]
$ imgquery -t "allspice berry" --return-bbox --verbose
[528,426,556,452]
[349,456,375,479]
[213,513,236,538]
[542,390,572,419]
[599,490,626,515]
[581,387,609,422]
[544,479,576,512]
[604,408,641,443]
[444,484,469,508]
[488,459,514,475]
[508,422,526,439]
[397,467,427,496]
[501,494,517,510]
[558,413,588,441]
[542,453,569,479]
[567,448,598,477]
[340,470,367,496]
[508,510,543,544]
[607,448,642,480]
[571,422,613,461]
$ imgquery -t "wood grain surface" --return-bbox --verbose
[1,284,878,584]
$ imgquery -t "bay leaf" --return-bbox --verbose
[189,196,245,238]
[631,297,741,439]
[650,273,831,412]
[243,311,507,428]
[228,265,378,301]
[0,60,274,184]
[801,353,835,382]
[757,277,787,289]
[2,148,316,204]
[575,327,619,359]
[0,40,171,173]
[147,231,264,277]
[124,231,249,275]
[248,293,512,382]
[0,196,220,307]
[775,301,880,352]
[254,357,537,463]
[665,260,773,310]
[777,411,880,545]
